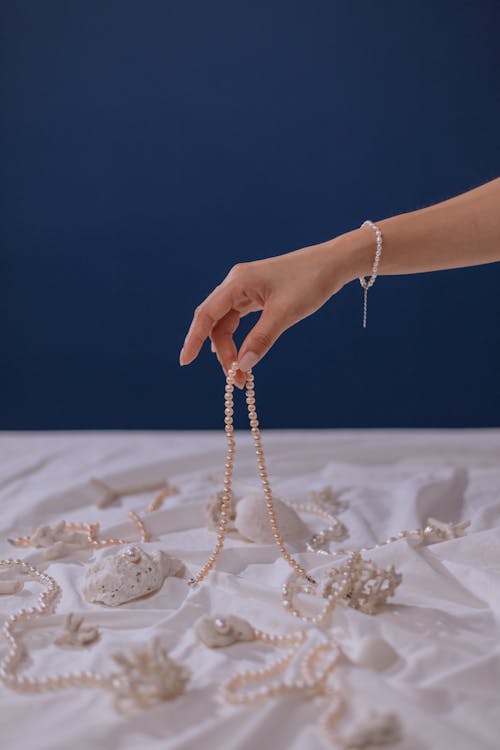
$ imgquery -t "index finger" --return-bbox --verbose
[179,287,233,365]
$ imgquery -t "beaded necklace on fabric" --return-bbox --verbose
[188,361,315,586]
[0,559,188,709]
[8,485,177,554]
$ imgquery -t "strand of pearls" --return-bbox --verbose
[188,362,314,586]
[253,627,305,648]
[8,485,178,552]
[89,478,178,510]
[10,519,142,550]
[221,634,340,707]
[0,559,187,708]
[0,559,117,693]
[146,485,178,513]
[220,642,301,705]
[283,501,348,554]
[359,219,383,329]
[282,574,335,626]
[282,518,469,625]
[126,512,150,543]
[319,517,470,561]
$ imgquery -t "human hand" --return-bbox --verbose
[179,231,368,387]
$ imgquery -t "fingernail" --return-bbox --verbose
[210,341,216,353]
[237,351,259,372]
[179,347,185,365]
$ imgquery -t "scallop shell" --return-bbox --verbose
[82,545,184,606]
[234,494,309,544]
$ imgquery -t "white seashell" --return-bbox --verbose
[235,494,309,544]
[82,546,185,606]
[195,614,255,648]
[344,635,398,671]
[0,579,23,595]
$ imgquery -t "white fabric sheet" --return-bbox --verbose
[0,429,499,750]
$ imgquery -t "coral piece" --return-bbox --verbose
[82,545,185,606]
[8,520,89,560]
[89,477,178,509]
[422,517,470,544]
[195,614,255,648]
[308,486,348,515]
[235,494,309,544]
[205,490,239,533]
[111,636,189,711]
[54,613,100,648]
[340,711,401,748]
[320,553,402,615]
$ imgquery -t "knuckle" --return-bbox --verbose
[193,305,214,327]
[228,261,250,279]
[251,329,273,350]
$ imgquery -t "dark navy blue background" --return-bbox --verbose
[1,1,499,430]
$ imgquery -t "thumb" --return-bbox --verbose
[236,305,287,372]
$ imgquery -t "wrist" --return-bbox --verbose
[318,226,376,288]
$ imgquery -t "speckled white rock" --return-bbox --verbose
[195,614,255,648]
[82,545,185,606]
[235,494,309,544]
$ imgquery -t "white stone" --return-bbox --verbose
[195,614,255,648]
[0,579,23,595]
[235,494,309,544]
[344,635,398,670]
[82,546,185,606]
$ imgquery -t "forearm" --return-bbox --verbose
[324,177,500,285]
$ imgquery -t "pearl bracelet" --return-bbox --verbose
[358,219,383,328]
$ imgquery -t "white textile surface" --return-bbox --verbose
[0,429,499,750]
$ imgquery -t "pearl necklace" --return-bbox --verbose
[188,362,315,585]
[221,638,340,706]
[282,517,470,624]
[197,614,342,709]
[0,558,113,692]
[0,559,187,709]
[290,501,348,553]
[8,485,177,555]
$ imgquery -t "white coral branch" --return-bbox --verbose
[54,613,100,647]
[111,637,189,711]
